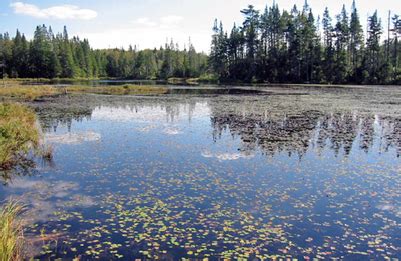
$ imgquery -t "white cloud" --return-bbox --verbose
[132,17,157,27]
[79,14,212,51]
[10,2,97,20]
[45,131,101,144]
[82,27,210,52]
[160,15,184,28]
[131,15,184,29]
[162,127,182,135]
[91,103,210,122]
[201,150,255,161]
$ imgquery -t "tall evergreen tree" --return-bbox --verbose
[241,5,260,81]
[322,8,335,83]
[349,0,364,81]
[30,25,59,78]
[11,30,29,77]
[363,11,383,83]
[334,5,350,83]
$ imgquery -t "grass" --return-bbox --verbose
[0,201,25,261]
[0,85,60,101]
[0,103,40,170]
[167,75,219,85]
[0,83,168,101]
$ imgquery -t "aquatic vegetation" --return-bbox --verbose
[0,201,25,261]
[65,85,168,95]
[0,103,39,170]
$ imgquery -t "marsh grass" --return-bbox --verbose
[0,201,25,261]
[0,83,168,101]
[0,103,40,170]
[0,85,60,101]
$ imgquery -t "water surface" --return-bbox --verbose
[1,85,400,259]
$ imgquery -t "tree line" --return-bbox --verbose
[210,0,401,84]
[2,1,401,85]
[0,25,208,79]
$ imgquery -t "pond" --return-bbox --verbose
[1,85,400,259]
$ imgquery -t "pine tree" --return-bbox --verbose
[391,15,401,82]
[59,32,76,77]
[363,11,383,83]
[30,25,59,78]
[349,0,364,82]
[241,5,259,81]
[322,8,335,83]
[209,20,228,80]
[11,30,29,77]
[0,33,13,78]
[334,5,350,83]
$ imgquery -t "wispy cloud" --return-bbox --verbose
[93,14,197,50]
[131,15,184,29]
[10,2,97,20]
[132,17,157,27]
[160,15,184,28]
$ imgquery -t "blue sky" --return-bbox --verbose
[1,0,399,52]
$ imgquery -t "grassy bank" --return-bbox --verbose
[167,75,219,85]
[0,103,40,170]
[0,84,168,101]
[0,85,60,101]
[0,201,25,261]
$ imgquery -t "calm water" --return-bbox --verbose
[1,86,400,260]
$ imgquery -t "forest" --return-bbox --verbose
[1,1,401,84]
[0,26,208,80]
[210,1,401,84]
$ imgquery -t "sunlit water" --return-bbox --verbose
[0,86,400,260]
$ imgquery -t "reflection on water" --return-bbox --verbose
[45,131,101,145]
[1,86,400,259]
[30,92,401,158]
[211,109,400,157]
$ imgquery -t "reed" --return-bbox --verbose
[0,201,25,261]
